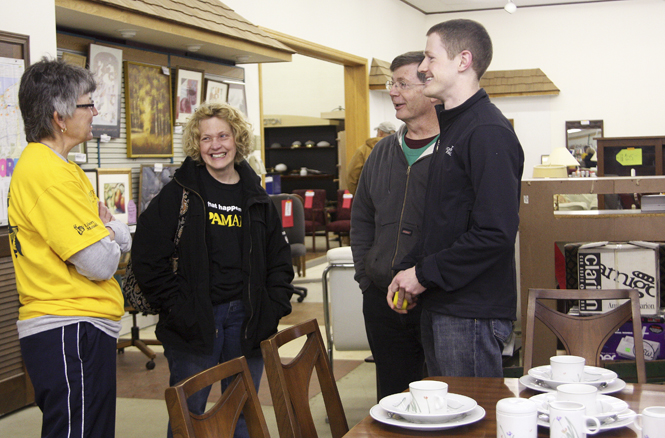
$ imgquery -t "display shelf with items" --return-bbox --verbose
[264,115,341,201]
[596,136,665,177]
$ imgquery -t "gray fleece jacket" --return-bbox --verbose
[350,124,435,291]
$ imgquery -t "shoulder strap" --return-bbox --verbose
[173,188,189,247]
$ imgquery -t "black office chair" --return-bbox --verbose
[270,193,307,302]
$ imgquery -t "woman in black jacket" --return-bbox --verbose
[132,102,294,438]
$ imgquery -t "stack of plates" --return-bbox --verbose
[369,392,485,431]
[519,365,626,394]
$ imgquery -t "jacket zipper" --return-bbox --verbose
[390,165,411,269]
[244,208,253,341]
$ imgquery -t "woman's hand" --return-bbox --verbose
[99,201,116,240]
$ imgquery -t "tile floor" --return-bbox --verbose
[0,238,376,438]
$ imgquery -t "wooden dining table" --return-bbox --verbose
[343,376,665,437]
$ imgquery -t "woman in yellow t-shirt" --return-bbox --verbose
[8,58,131,438]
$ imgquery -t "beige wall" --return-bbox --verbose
[2,0,56,61]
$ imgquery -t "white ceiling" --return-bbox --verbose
[401,0,620,14]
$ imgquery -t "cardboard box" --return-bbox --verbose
[265,174,281,195]
[600,319,665,361]
[578,241,661,316]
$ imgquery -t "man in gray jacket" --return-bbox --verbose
[350,51,440,400]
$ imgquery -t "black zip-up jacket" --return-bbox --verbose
[396,89,524,320]
[351,123,435,291]
[132,157,294,356]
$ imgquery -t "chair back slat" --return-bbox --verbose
[261,318,349,438]
[524,288,647,383]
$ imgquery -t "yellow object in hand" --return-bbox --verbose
[393,293,408,310]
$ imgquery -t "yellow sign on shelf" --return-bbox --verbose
[616,148,643,166]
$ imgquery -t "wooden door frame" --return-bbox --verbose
[258,28,369,174]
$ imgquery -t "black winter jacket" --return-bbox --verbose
[396,89,524,321]
[131,157,294,356]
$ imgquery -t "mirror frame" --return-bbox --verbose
[565,120,604,149]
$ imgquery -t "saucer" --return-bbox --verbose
[529,393,628,421]
[537,409,636,431]
[528,365,617,388]
[519,375,626,394]
[378,393,477,424]
[370,404,486,431]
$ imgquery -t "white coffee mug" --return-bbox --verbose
[550,355,585,382]
[496,397,538,438]
[408,380,447,414]
[552,383,600,415]
[635,406,665,438]
[549,401,600,438]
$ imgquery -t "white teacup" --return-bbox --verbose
[635,406,665,438]
[551,383,600,415]
[496,397,538,438]
[550,355,585,382]
[549,401,601,438]
[408,380,448,414]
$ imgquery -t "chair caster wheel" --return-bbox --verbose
[297,296,305,303]
[146,360,156,370]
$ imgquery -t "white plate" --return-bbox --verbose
[529,393,628,421]
[537,409,636,431]
[519,375,626,394]
[370,404,486,431]
[378,392,477,424]
[528,365,617,388]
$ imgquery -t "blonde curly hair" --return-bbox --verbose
[182,102,253,163]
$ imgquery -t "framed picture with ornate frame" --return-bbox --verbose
[204,79,228,104]
[97,168,132,225]
[61,52,87,68]
[174,67,204,125]
[124,61,173,158]
[138,163,181,215]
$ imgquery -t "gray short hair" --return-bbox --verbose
[19,57,96,142]
[390,51,427,83]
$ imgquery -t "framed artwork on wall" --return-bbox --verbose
[97,168,132,225]
[175,67,204,125]
[89,44,123,138]
[61,52,87,68]
[204,79,228,104]
[124,61,173,158]
[138,163,180,215]
[227,83,247,117]
[84,169,97,194]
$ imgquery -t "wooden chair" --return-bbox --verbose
[165,356,270,438]
[523,288,647,384]
[260,318,348,438]
[292,189,329,252]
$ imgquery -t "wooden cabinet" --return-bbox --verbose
[597,136,665,177]
[264,117,341,202]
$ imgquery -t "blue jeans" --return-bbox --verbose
[164,300,264,438]
[421,309,512,377]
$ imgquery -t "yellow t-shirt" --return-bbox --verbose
[8,143,124,321]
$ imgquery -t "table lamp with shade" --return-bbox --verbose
[533,147,580,178]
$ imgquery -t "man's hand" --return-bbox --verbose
[387,267,426,314]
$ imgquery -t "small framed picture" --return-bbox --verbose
[61,52,87,68]
[124,61,173,157]
[89,44,123,138]
[97,168,132,225]
[227,83,248,117]
[175,67,204,125]
[205,79,229,104]
[138,163,181,215]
